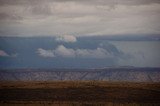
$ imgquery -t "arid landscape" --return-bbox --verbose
[0,0,160,106]
[1,67,160,82]
[0,81,160,106]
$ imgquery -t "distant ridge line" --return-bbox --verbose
[0,67,160,82]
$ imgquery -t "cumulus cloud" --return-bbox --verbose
[0,50,9,57]
[55,35,77,43]
[37,48,55,58]
[55,45,75,57]
[0,0,160,37]
[37,45,118,58]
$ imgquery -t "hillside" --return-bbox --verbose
[0,67,159,82]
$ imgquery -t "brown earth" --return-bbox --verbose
[0,81,160,106]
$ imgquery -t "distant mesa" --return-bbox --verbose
[0,67,159,82]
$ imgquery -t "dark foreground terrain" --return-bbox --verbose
[0,81,160,106]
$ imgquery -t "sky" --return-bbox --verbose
[0,0,160,37]
[0,0,160,68]
[0,37,160,68]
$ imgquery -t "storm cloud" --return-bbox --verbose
[0,0,160,37]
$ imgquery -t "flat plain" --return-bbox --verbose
[0,81,160,106]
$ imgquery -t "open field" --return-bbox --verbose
[0,81,160,106]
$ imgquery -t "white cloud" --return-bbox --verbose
[37,48,55,58]
[0,50,9,57]
[55,35,77,43]
[37,45,115,58]
[76,47,112,58]
[55,45,75,57]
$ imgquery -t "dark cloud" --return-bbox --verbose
[0,13,23,20]
[0,0,160,37]
[0,0,50,6]
[1,0,160,7]
[30,5,52,16]
[84,0,160,6]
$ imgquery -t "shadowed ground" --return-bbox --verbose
[0,81,160,106]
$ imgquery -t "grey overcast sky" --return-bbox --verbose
[0,0,160,37]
